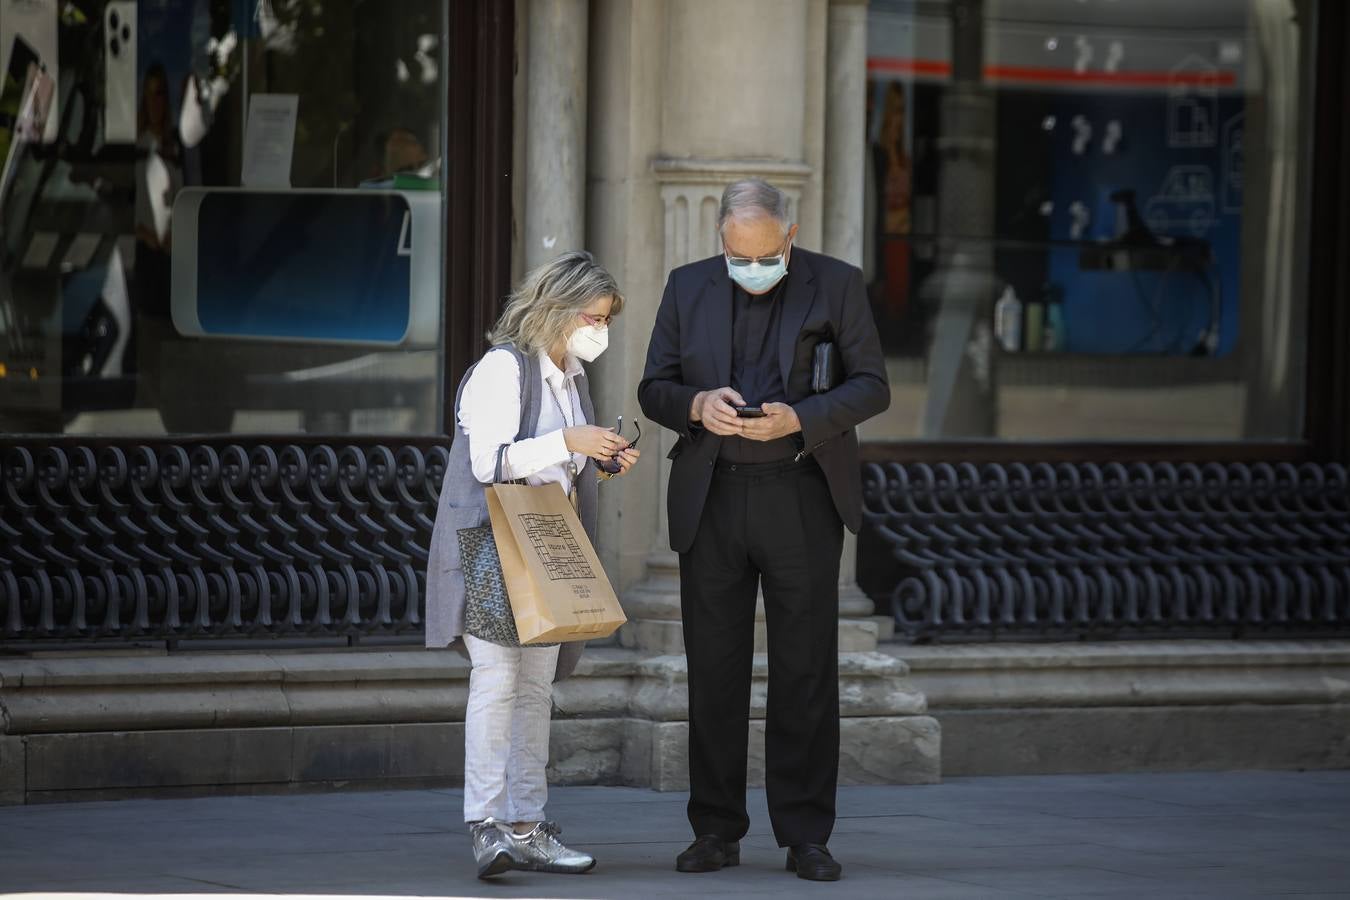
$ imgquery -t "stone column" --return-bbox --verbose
[647,162,813,558]
[823,0,868,268]
[621,160,815,654]
[800,0,829,252]
[583,0,936,790]
[1240,0,1306,439]
[524,0,589,269]
[619,0,878,652]
[822,0,877,624]
[919,0,998,437]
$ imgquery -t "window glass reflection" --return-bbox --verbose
[862,0,1310,441]
[0,0,445,435]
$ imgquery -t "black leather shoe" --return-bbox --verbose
[676,835,740,873]
[786,844,842,881]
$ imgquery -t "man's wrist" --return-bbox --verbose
[689,391,705,423]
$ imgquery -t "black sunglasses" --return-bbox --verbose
[598,416,642,474]
[724,237,791,268]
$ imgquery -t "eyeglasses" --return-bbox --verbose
[579,311,612,328]
[598,416,642,474]
[724,239,790,268]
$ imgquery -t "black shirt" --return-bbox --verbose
[720,281,801,463]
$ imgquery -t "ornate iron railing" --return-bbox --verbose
[862,461,1350,641]
[10,446,1350,645]
[0,443,449,643]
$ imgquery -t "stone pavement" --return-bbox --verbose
[1,771,1348,899]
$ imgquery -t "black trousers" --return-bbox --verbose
[679,456,843,848]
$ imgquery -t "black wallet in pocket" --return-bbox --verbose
[812,341,841,393]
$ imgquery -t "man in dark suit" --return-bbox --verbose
[638,179,890,882]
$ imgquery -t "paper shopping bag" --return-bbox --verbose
[484,482,626,644]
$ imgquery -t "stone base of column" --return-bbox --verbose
[839,580,875,618]
[840,581,896,643]
[620,617,884,656]
[622,650,940,790]
[618,551,884,654]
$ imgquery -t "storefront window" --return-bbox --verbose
[862,0,1313,441]
[0,0,445,435]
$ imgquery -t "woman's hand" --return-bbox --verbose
[564,425,628,461]
[610,447,640,476]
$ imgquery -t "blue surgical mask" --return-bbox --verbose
[726,254,788,294]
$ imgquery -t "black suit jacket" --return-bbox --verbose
[638,247,891,554]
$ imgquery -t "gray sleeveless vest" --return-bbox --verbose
[424,344,598,681]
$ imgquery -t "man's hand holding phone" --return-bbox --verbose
[691,387,746,436]
[740,402,801,442]
[690,390,800,440]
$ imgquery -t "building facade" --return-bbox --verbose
[1,0,1348,802]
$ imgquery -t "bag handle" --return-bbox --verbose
[482,343,539,487]
[493,444,533,486]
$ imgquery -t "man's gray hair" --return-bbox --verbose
[717,178,792,235]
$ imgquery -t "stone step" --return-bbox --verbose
[885,640,1350,777]
[0,646,940,803]
[4,713,941,804]
[871,614,896,642]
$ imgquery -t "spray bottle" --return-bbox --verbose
[994,285,1023,352]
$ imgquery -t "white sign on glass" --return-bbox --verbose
[241,93,298,188]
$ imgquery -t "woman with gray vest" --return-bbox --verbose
[424,251,640,878]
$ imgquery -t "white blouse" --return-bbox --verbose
[457,347,589,491]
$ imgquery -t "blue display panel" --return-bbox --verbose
[1040,91,1243,357]
[190,191,412,343]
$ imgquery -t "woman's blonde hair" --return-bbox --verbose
[487,251,624,354]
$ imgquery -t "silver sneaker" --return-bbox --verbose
[504,821,596,874]
[469,818,517,879]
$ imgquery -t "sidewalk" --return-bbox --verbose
[2,771,1348,899]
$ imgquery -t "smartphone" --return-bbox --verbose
[0,36,41,166]
[736,406,766,418]
[104,1,138,144]
[17,65,53,144]
[0,35,53,247]
[1,36,50,136]
[1,4,60,143]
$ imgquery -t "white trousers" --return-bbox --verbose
[462,634,560,823]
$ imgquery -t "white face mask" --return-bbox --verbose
[567,323,609,362]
